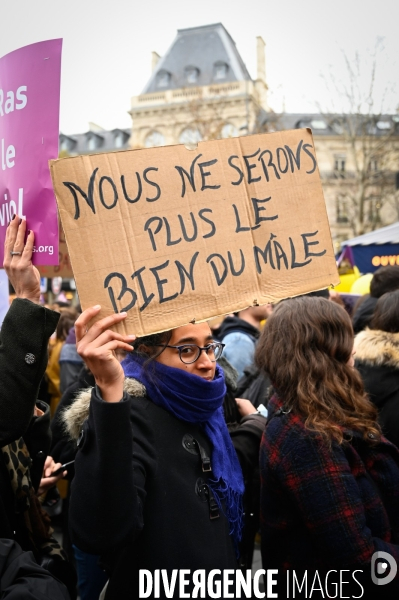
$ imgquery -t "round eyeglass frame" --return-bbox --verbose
[155,342,225,364]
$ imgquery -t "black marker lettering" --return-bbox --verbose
[302,144,317,174]
[251,197,278,226]
[228,249,245,276]
[276,148,289,174]
[228,155,244,186]
[243,149,261,183]
[131,266,154,312]
[198,159,220,191]
[63,167,98,220]
[301,231,326,259]
[104,272,137,313]
[178,212,198,242]
[144,216,163,251]
[163,217,182,246]
[175,252,199,294]
[175,154,202,197]
[206,253,228,286]
[121,172,142,203]
[99,175,118,210]
[149,261,178,304]
[143,167,161,202]
[289,237,311,268]
[198,208,216,239]
[253,234,276,273]
[273,240,288,270]
[232,204,250,233]
[285,140,303,172]
[258,150,280,182]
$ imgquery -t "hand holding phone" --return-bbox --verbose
[49,460,75,477]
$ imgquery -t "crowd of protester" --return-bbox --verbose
[2,215,399,599]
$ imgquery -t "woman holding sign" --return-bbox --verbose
[66,306,264,599]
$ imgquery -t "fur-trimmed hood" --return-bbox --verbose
[62,378,146,441]
[354,329,399,369]
[62,360,237,442]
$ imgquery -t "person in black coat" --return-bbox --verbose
[352,265,399,333]
[0,216,74,598]
[355,289,399,448]
[67,306,265,599]
[1,218,60,448]
[0,538,69,600]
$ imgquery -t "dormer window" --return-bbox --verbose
[310,119,327,130]
[114,132,125,148]
[86,133,103,152]
[185,66,199,84]
[87,136,97,151]
[157,70,171,88]
[59,135,76,153]
[214,61,228,80]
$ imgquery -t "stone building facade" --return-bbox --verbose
[129,23,268,149]
[60,23,399,244]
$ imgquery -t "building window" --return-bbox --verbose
[157,70,171,88]
[367,197,382,226]
[179,127,202,145]
[336,197,349,223]
[334,155,346,177]
[60,138,70,152]
[221,123,238,139]
[214,61,228,80]
[87,136,97,151]
[185,66,199,84]
[310,119,327,130]
[114,132,125,148]
[144,131,165,148]
[369,157,378,171]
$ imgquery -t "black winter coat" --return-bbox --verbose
[0,299,59,447]
[65,378,265,599]
[355,328,399,448]
[0,538,69,599]
[0,300,59,541]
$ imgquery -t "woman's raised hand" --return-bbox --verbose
[3,216,41,304]
[75,306,136,402]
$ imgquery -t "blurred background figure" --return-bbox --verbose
[217,304,272,379]
[352,265,399,333]
[46,309,79,416]
[355,290,399,448]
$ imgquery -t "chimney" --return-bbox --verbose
[152,51,161,72]
[256,36,266,82]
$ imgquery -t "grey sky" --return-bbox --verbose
[1,0,398,134]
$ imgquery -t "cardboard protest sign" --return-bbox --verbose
[0,39,62,265]
[50,128,339,336]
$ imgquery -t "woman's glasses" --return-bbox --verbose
[155,342,225,364]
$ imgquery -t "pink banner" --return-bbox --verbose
[0,39,62,265]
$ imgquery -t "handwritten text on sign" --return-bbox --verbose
[50,129,339,336]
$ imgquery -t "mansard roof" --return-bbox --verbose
[257,111,399,137]
[142,23,252,94]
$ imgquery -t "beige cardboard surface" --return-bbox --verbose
[50,129,339,336]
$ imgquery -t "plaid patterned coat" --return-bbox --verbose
[260,395,399,574]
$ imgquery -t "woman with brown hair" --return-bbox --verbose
[256,297,399,595]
